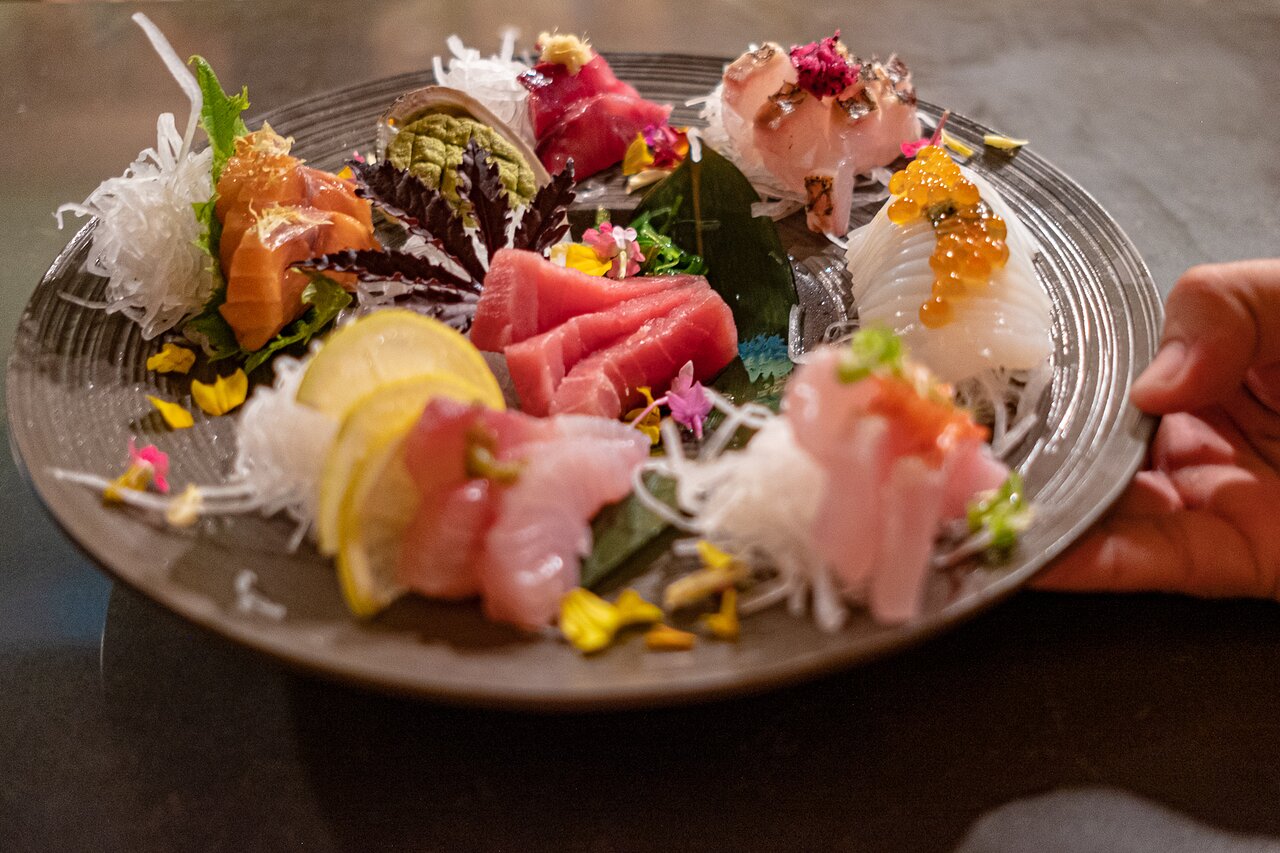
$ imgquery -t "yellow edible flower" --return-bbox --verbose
[549,242,612,277]
[624,386,661,446]
[538,31,594,75]
[701,588,740,641]
[664,541,748,610]
[622,133,655,176]
[145,343,196,374]
[165,484,204,528]
[940,131,976,159]
[983,133,1029,152]
[560,587,663,654]
[615,589,663,627]
[147,396,194,429]
[190,370,249,417]
[645,623,696,651]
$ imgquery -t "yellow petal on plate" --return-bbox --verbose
[145,342,196,374]
[940,131,977,159]
[147,395,194,429]
[560,588,622,654]
[700,588,741,641]
[615,589,663,628]
[165,484,204,528]
[644,623,696,651]
[190,369,248,416]
[983,133,1029,152]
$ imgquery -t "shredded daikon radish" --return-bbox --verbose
[432,32,534,145]
[55,14,213,340]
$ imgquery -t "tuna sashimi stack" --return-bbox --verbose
[397,397,650,629]
[471,249,739,418]
[519,42,672,179]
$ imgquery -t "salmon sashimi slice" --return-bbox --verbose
[503,284,699,416]
[470,248,695,350]
[214,125,377,351]
[219,207,377,351]
[549,286,738,418]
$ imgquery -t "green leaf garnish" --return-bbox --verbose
[189,55,249,183]
[632,145,796,340]
[837,327,905,383]
[242,276,352,372]
[583,474,679,590]
[966,472,1032,561]
[629,207,708,276]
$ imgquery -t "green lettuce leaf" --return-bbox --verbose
[190,55,250,183]
[243,276,352,372]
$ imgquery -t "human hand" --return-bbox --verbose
[1035,259,1280,600]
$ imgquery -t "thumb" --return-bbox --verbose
[1131,259,1280,414]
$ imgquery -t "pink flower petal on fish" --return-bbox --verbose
[789,31,858,98]
[582,221,646,278]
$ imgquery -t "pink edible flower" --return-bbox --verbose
[128,438,171,494]
[900,109,953,158]
[582,221,646,279]
[665,361,713,439]
[642,124,690,169]
[789,31,858,99]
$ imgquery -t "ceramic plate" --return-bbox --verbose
[6,55,1161,709]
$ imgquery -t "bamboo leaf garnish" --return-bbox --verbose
[512,163,576,254]
[457,140,512,261]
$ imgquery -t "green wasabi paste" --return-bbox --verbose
[387,113,537,207]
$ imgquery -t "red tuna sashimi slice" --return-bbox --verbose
[471,248,697,350]
[477,415,649,628]
[549,286,738,418]
[504,284,700,416]
[519,55,643,139]
[536,93,673,179]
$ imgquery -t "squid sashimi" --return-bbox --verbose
[518,33,673,179]
[719,33,922,234]
[845,148,1052,388]
[214,125,377,350]
[397,398,648,629]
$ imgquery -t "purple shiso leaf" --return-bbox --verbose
[306,248,479,294]
[512,163,576,254]
[456,140,512,261]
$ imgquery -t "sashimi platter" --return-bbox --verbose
[8,15,1160,706]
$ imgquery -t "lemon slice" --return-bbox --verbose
[336,424,418,617]
[297,309,503,420]
[316,373,497,556]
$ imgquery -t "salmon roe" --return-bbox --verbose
[885,145,1009,329]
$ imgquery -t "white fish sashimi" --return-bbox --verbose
[846,167,1052,385]
[479,416,649,629]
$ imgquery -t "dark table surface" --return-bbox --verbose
[3,1,1279,850]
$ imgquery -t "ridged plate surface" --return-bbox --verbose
[7,56,1161,709]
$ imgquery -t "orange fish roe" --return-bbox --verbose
[885,145,1009,328]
